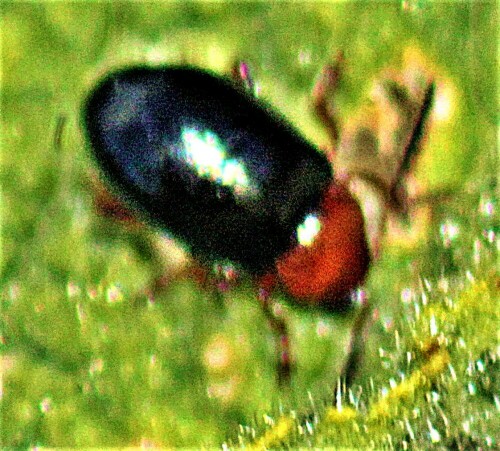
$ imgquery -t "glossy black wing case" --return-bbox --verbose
[84,66,332,272]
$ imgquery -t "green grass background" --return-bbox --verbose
[2,1,498,448]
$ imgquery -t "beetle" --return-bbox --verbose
[83,52,435,387]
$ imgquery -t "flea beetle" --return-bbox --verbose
[83,53,435,386]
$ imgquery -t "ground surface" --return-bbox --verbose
[2,2,498,448]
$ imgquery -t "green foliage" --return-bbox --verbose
[2,1,497,448]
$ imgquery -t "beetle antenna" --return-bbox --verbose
[391,80,436,215]
[312,50,344,153]
[231,60,257,95]
[400,81,435,177]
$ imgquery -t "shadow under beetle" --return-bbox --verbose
[83,51,435,387]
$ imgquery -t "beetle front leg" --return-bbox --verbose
[337,294,373,396]
[231,60,296,387]
[257,287,293,387]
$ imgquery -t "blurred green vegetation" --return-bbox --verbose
[1,1,498,448]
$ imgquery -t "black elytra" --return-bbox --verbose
[83,66,333,273]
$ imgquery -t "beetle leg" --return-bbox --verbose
[257,288,293,387]
[56,114,175,303]
[311,50,344,153]
[90,175,140,223]
[231,61,294,386]
[88,170,197,307]
[337,294,373,391]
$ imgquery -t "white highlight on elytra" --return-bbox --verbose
[181,127,252,195]
[297,214,322,246]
